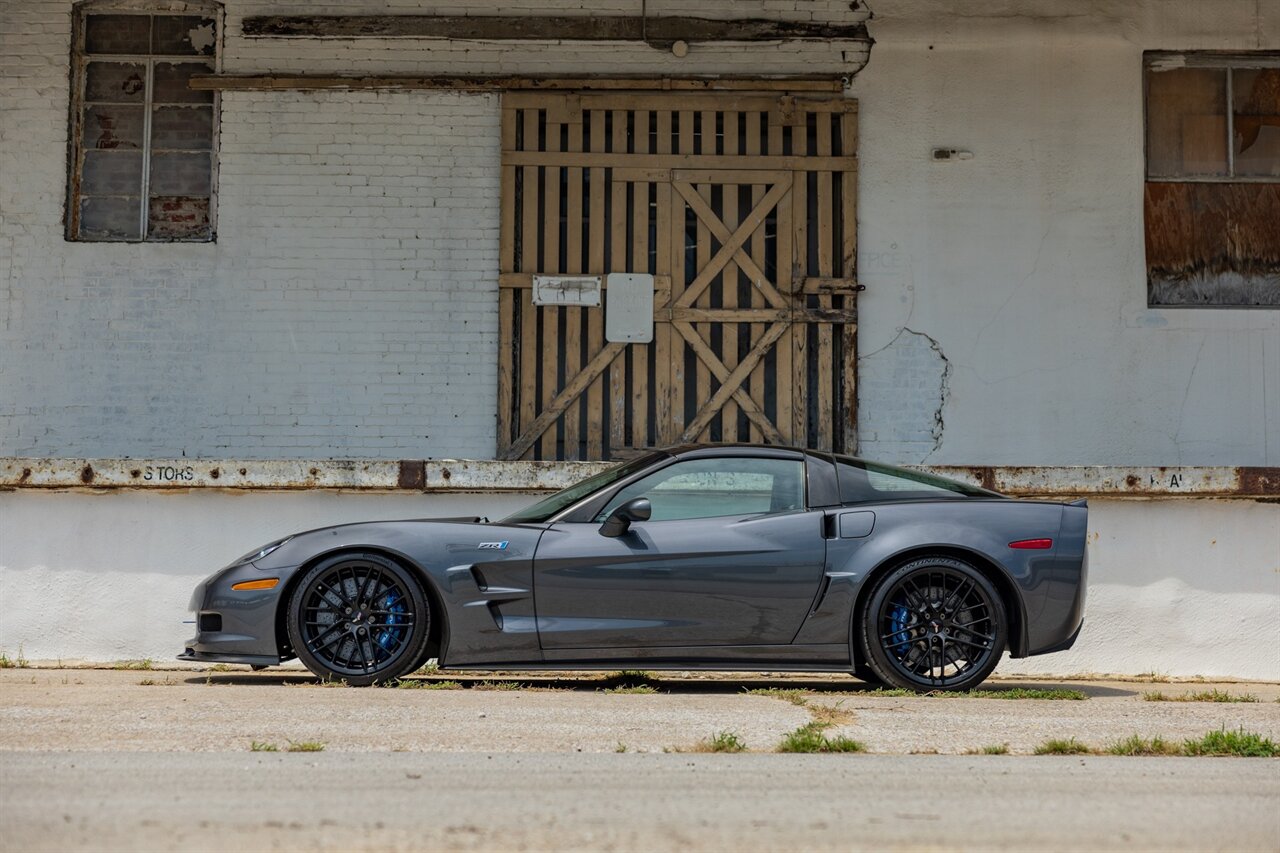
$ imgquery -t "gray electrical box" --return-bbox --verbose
[605,273,654,343]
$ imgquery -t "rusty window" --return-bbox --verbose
[1143,53,1280,307]
[67,6,218,242]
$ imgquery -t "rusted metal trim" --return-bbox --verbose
[188,74,848,93]
[2,459,1277,498]
[239,15,872,46]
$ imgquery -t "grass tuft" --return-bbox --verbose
[286,740,326,753]
[1182,728,1276,757]
[961,688,1088,700]
[602,684,659,694]
[138,676,179,686]
[0,646,30,669]
[964,743,1009,755]
[113,659,154,671]
[777,722,865,754]
[692,731,748,753]
[1034,737,1091,755]
[744,687,808,706]
[250,741,279,752]
[472,680,524,691]
[1142,689,1259,703]
[1106,735,1181,756]
[392,678,462,690]
[207,663,235,673]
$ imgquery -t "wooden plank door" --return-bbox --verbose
[498,92,858,461]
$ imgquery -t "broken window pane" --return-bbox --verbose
[81,150,143,194]
[84,105,144,149]
[85,62,146,102]
[79,196,142,240]
[148,196,211,240]
[1232,68,1280,178]
[84,14,150,55]
[153,16,216,56]
[153,62,213,104]
[71,10,217,242]
[151,106,213,150]
[149,151,211,195]
[1146,67,1228,178]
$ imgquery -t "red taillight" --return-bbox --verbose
[1009,538,1053,550]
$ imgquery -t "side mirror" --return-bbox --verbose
[599,497,652,538]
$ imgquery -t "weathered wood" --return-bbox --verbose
[497,106,518,455]
[609,111,629,455]
[586,109,608,459]
[631,108,651,450]
[563,118,584,460]
[815,112,834,452]
[504,150,856,172]
[499,92,859,460]
[673,321,786,443]
[840,109,859,452]
[505,343,628,461]
[192,74,848,93]
[240,14,872,45]
[518,108,541,459]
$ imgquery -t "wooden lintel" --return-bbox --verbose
[241,15,872,46]
[188,74,846,93]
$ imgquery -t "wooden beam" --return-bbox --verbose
[241,15,872,46]
[189,74,846,93]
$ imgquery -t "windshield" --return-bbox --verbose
[500,453,664,524]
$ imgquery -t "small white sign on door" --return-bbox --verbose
[605,273,654,343]
[532,275,602,307]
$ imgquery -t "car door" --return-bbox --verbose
[533,455,827,649]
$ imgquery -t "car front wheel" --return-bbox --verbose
[859,556,1007,692]
[287,553,432,686]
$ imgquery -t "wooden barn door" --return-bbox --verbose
[498,92,858,461]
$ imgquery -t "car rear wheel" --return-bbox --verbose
[287,553,432,687]
[859,556,1007,692]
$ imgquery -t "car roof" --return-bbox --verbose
[659,443,818,460]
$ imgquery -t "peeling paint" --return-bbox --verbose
[1,458,1275,498]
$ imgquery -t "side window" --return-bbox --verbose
[833,455,997,503]
[597,458,805,522]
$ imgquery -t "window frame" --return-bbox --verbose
[65,0,223,243]
[1142,51,1280,184]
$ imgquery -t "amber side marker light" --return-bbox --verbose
[1008,539,1053,550]
[231,578,280,591]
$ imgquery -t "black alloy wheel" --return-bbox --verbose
[287,553,432,686]
[859,556,1007,692]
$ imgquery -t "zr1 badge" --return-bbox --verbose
[477,541,509,550]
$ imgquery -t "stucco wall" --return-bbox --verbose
[852,2,1280,466]
[1,490,1276,679]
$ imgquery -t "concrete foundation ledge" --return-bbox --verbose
[2,457,1277,497]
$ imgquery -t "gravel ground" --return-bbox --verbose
[1,668,1276,755]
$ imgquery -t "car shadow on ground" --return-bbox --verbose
[184,671,1139,697]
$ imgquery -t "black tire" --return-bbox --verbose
[287,553,432,687]
[858,555,1007,692]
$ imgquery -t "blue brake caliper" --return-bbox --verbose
[888,599,911,657]
[375,592,406,652]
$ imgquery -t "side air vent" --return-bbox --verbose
[198,612,223,632]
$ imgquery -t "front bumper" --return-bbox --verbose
[179,561,299,664]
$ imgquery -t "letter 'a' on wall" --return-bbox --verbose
[1143,52,1280,307]
[66,3,220,242]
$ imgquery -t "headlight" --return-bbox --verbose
[229,537,292,567]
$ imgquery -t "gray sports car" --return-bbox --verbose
[180,445,1087,691]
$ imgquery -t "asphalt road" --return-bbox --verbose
[3,752,1277,852]
[2,669,1278,851]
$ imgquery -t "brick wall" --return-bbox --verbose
[0,0,864,460]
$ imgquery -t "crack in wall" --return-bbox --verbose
[902,327,951,461]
